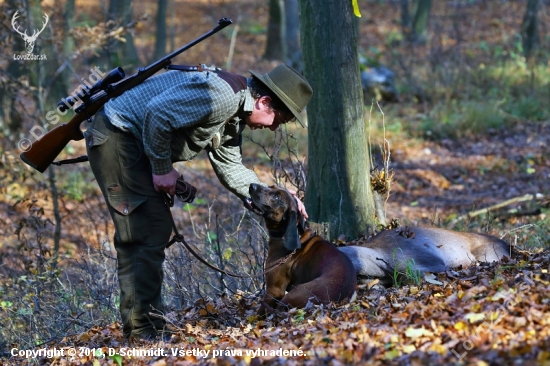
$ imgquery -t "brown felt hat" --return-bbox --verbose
[249,64,313,127]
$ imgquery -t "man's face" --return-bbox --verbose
[245,96,294,131]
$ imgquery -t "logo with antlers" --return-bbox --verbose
[11,11,49,54]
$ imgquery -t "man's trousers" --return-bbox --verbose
[84,108,173,339]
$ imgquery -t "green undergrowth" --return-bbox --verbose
[372,56,550,141]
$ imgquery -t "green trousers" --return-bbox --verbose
[84,108,173,338]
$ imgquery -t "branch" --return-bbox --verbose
[449,194,538,226]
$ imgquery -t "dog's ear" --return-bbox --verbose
[283,193,303,251]
[283,209,301,251]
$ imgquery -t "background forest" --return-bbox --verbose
[1,0,549,364]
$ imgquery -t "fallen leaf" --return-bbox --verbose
[464,313,486,323]
[425,273,444,285]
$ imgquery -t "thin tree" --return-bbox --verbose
[153,0,168,61]
[284,0,302,69]
[27,0,69,108]
[28,0,64,259]
[521,0,540,59]
[105,0,140,70]
[299,0,375,239]
[61,0,75,103]
[411,0,431,43]
[1,0,26,132]
[264,0,285,60]
[401,0,432,44]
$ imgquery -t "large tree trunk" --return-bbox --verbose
[153,0,168,61]
[299,0,375,240]
[521,0,540,58]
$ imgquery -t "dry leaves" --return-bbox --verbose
[6,251,548,365]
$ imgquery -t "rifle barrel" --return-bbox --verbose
[20,18,233,173]
[146,18,233,73]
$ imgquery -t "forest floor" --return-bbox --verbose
[2,0,550,365]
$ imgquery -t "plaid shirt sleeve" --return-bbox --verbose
[207,142,263,200]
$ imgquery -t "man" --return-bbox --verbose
[84,64,312,340]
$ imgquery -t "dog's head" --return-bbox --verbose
[248,184,305,251]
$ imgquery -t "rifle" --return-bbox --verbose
[20,18,233,173]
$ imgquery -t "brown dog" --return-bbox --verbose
[248,184,357,313]
[339,226,511,286]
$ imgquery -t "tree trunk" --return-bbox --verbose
[153,0,168,61]
[1,0,26,133]
[264,0,285,60]
[61,0,75,101]
[284,0,302,70]
[106,0,140,70]
[521,0,540,58]
[121,0,140,69]
[299,0,375,240]
[29,0,69,108]
[410,0,432,43]
[28,0,63,259]
[63,0,75,56]
[168,0,176,52]
[400,0,411,38]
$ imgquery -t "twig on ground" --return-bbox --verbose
[449,194,540,227]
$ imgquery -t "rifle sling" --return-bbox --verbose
[52,155,89,165]
[166,64,247,93]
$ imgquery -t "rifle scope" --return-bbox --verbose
[57,67,125,112]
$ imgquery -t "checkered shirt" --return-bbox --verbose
[103,69,260,200]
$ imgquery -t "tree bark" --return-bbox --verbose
[264,0,285,60]
[61,0,75,102]
[400,0,411,38]
[153,0,168,61]
[106,0,140,70]
[1,0,26,132]
[521,0,540,58]
[284,0,302,70]
[299,0,375,240]
[29,0,69,108]
[28,0,63,258]
[409,0,432,43]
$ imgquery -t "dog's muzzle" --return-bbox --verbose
[244,198,264,215]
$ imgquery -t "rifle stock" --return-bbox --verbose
[20,18,233,173]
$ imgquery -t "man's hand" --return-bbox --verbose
[153,169,180,196]
[288,189,308,220]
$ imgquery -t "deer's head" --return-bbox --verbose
[11,11,49,54]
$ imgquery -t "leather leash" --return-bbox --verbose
[162,194,295,278]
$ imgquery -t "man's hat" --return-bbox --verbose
[249,64,313,127]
